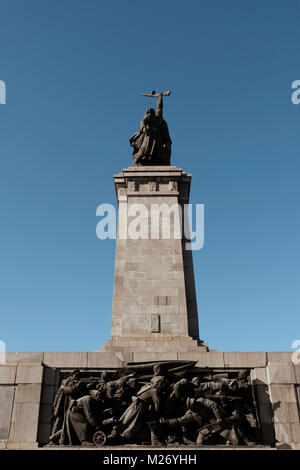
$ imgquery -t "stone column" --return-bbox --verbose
[102,166,208,354]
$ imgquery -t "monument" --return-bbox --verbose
[103,90,207,354]
[0,91,299,450]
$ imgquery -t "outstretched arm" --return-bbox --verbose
[156,93,163,119]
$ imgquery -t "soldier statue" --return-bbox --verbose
[129,90,172,166]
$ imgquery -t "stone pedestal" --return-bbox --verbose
[102,166,207,353]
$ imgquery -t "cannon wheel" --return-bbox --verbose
[93,430,107,447]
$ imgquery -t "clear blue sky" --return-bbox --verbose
[0,0,299,352]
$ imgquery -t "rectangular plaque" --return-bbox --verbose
[150,314,160,333]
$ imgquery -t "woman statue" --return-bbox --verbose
[129,91,172,165]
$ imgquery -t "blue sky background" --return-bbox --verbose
[0,0,299,352]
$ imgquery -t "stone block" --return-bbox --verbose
[0,440,7,449]
[43,352,88,368]
[14,384,42,403]
[5,352,44,363]
[273,403,299,423]
[87,352,124,368]
[250,367,268,385]
[267,362,296,384]
[177,352,225,368]
[291,423,300,442]
[6,441,39,449]
[132,352,178,362]
[274,422,292,443]
[114,351,134,363]
[294,364,300,384]
[9,403,40,442]
[16,365,43,384]
[269,384,297,403]
[11,402,40,424]
[267,352,293,362]
[0,365,17,384]
[0,386,15,439]
[224,352,267,368]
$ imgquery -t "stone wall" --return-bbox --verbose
[0,351,299,449]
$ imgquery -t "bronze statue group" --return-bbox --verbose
[129,91,172,166]
[48,362,259,447]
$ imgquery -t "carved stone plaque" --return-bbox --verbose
[118,187,127,200]
[148,181,156,192]
[127,181,136,192]
[150,314,160,332]
[169,181,178,192]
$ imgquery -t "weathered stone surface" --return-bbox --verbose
[114,351,134,363]
[43,352,88,368]
[11,402,40,424]
[267,362,296,384]
[224,352,267,368]
[103,335,204,354]
[14,384,42,403]
[293,364,300,384]
[0,386,15,439]
[5,352,44,363]
[250,367,268,385]
[291,423,300,442]
[16,365,43,384]
[273,403,299,423]
[0,365,17,384]
[267,352,293,362]
[87,352,124,368]
[6,442,39,449]
[274,422,292,444]
[0,440,7,449]
[9,403,40,442]
[177,352,225,368]
[132,352,178,362]
[269,384,297,403]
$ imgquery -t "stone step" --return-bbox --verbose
[102,336,208,353]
